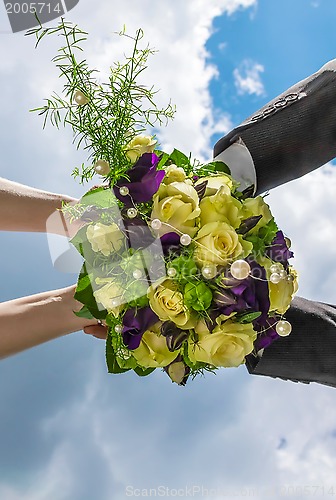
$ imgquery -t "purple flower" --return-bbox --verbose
[122,307,159,350]
[214,260,270,323]
[266,231,294,267]
[160,232,182,256]
[254,316,280,350]
[123,217,156,250]
[114,153,165,204]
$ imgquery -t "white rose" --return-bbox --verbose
[86,222,124,256]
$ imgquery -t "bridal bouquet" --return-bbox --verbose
[29,20,298,385]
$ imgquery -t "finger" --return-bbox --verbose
[83,325,107,340]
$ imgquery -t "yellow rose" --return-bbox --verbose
[163,164,187,184]
[151,181,200,237]
[194,221,253,267]
[86,222,124,256]
[240,196,272,233]
[133,322,179,368]
[269,267,299,314]
[188,318,257,367]
[148,279,195,329]
[195,174,233,196]
[199,186,243,228]
[124,134,157,163]
[93,278,124,316]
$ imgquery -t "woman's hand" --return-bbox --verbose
[83,324,108,340]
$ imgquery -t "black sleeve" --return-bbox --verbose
[214,60,336,194]
[246,296,336,388]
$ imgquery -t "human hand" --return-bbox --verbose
[83,323,108,340]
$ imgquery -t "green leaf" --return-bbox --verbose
[133,366,156,377]
[80,187,117,208]
[156,150,170,168]
[168,149,190,168]
[74,265,108,320]
[106,338,130,374]
[184,281,213,312]
[170,255,198,283]
[74,305,95,319]
[69,224,87,253]
[202,161,231,175]
[70,225,98,265]
[259,218,279,245]
[116,355,138,370]
[244,233,265,256]
[236,311,262,324]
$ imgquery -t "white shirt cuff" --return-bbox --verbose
[213,139,257,194]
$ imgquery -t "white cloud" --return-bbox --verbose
[233,59,265,96]
[266,162,336,303]
[5,2,336,500]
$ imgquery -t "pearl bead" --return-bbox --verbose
[111,298,120,308]
[167,267,177,278]
[279,270,287,280]
[270,272,282,284]
[202,265,217,279]
[119,186,129,196]
[276,320,292,337]
[94,159,110,176]
[74,90,89,105]
[230,260,251,280]
[270,263,282,274]
[151,218,162,230]
[133,269,142,279]
[115,324,123,334]
[127,208,138,219]
[180,234,192,246]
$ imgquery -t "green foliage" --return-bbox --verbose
[27,19,175,185]
[80,186,118,208]
[134,366,156,377]
[106,336,131,374]
[74,264,107,319]
[74,305,95,319]
[169,255,198,284]
[259,217,279,246]
[235,311,262,324]
[245,217,279,257]
[196,160,231,177]
[184,282,213,312]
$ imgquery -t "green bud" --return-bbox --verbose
[170,255,198,281]
[184,281,213,311]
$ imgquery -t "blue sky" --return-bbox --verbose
[1,1,336,499]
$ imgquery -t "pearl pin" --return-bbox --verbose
[270,273,282,284]
[119,186,129,196]
[151,219,162,231]
[127,208,137,219]
[180,234,192,246]
[167,267,177,278]
[74,90,89,105]
[230,260,251,280]
[94,159,110,176]
[202,266,217,279]
[132,269,143,279]
[276,320,292,337]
